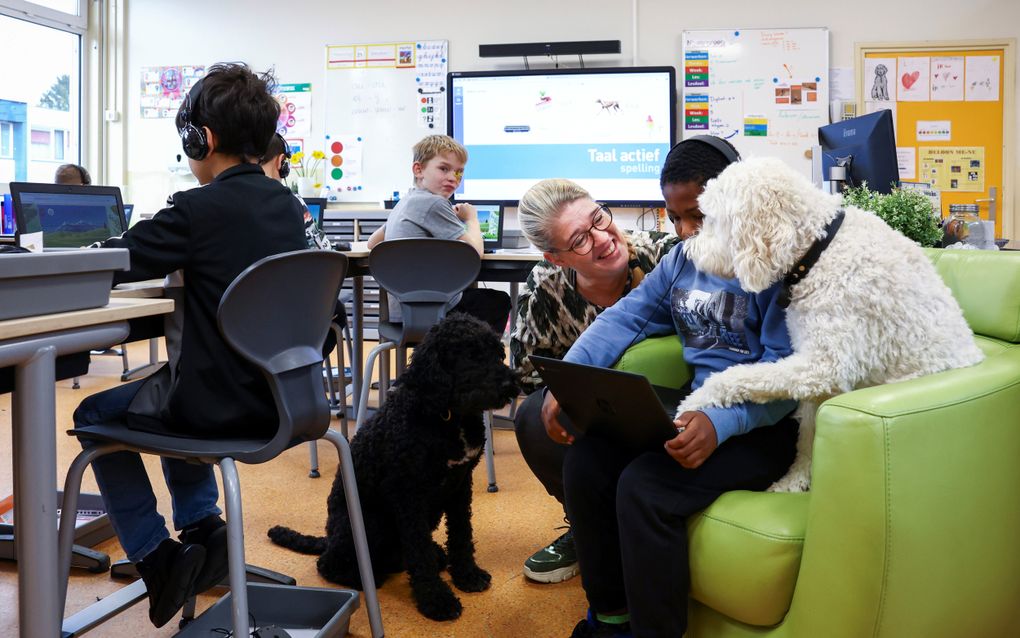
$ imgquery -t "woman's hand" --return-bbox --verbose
[541,391,574,445]
[664,411,718,468]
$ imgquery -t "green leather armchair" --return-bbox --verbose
[613,249,1020,637]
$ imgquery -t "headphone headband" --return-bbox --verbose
[178,78,209,161]
[274,132,292,180]
[671,134,741,164]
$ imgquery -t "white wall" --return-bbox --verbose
[120,0,1019,230]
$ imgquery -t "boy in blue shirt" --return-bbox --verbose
[73,63,306,628]
[542,138,799,638]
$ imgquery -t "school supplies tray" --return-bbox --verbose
[174,583,360,638]
[0,248,129,321]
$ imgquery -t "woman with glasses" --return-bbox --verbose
[510,178,679,586]
[539,138,799,638]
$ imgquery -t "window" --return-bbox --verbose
[0,1,85,184]
[0,122,12,158]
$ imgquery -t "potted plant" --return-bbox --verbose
[289,149,326,197]
[842,184,943,247]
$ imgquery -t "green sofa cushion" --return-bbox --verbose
[688,491,809,627]
[923,248,1020,344]
[612,335,691,389]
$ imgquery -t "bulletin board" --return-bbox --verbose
[681,28,830,179]
[857,39,1016,240]
[323,40,448,203]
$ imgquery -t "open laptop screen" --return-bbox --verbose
[303,197,327,230]
[1,194,14,237]
[11,183,127,248]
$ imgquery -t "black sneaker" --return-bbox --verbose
[135,538,206,628]
[179,514,228,594]
[569,609,633,638]
[524,528,579,583]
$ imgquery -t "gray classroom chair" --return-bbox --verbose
[56,250,384,638]
[353,238,499,492]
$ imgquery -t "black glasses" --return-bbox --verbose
[556,205,614,255]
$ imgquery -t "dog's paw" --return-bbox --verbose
[450,564,491,592]
[415,584,463,621]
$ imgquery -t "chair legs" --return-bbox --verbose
[355,341,397,431]
[217,457,249,638]
[321,429,384,638]
[484,411,498,493]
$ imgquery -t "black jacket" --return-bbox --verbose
[106,163,306,437]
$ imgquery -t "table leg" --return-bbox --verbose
[13,345,60,638]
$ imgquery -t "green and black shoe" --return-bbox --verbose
[523,528,579,583]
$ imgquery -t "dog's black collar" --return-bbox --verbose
[777,209,846,309]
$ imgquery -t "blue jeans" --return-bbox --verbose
[73,379,221,563]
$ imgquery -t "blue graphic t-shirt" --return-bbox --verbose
[564,242,796,445]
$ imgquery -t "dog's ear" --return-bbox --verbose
[720,158,812,293]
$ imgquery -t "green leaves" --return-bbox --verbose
[842,184,942,247]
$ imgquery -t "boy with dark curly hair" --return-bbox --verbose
[73,62,306,627]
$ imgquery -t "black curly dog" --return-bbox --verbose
[268,313,518,621]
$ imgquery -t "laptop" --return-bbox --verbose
[123,204,135,225]
[529,355,685,449]
[471,201,504,253]
[303,197,327,230]
[10,182,127,249]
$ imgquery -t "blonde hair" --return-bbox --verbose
[518,178,646,287]
[412,135,467,169]
[517,179,591,252]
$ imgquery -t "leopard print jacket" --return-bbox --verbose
[510,231,679,393]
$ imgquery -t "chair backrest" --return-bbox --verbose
[217,249,348,463]
[369,238,481,344]
[924,248,1020,344]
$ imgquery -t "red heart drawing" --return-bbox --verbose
[902,71,920,89]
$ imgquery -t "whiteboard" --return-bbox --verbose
[681,28,829,177]
[323,40,448,203]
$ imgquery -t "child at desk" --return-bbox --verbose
[366,134,510,333]
[73,63,306,628]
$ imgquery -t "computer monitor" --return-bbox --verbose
[1,194,14,237]
[818,109,899,194]
[303,197,327,229]
[472,201,504,251]
[448,66,676,206]
[10,182,127,248]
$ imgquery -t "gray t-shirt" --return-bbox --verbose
[382,186,468,321]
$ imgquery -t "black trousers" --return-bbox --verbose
[563,414,798,638]
[513,388,574,507]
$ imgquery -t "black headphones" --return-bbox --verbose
[177,78,209,161]
[671,134,741,164]
[275,133,292,180]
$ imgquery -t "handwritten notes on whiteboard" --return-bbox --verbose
[324,40,448,202]
[681,28,829,178]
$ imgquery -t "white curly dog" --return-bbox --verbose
[677,157,984,492]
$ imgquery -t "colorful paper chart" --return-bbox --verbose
[139,65,205,119]
[324,134,364,194]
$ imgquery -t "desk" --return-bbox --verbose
[342,248,542,417]
[0,297,174,638]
